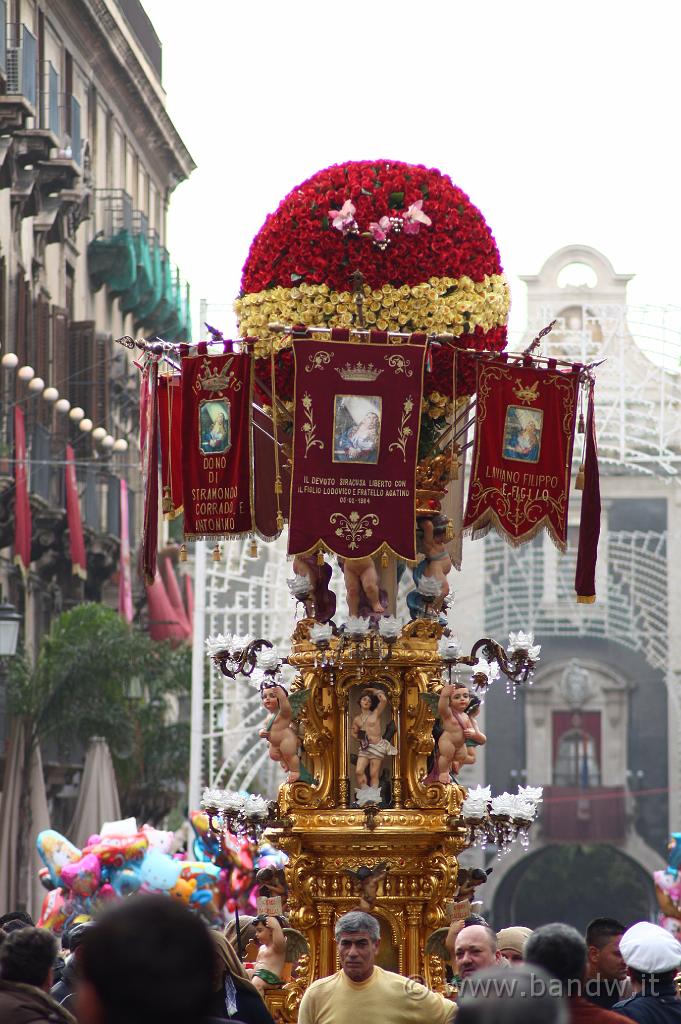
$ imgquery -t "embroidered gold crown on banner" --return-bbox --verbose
[513,379,540,404]
[336,361,383,382]
[199,357,234,392]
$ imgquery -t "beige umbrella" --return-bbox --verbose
[0,717,52,919]
[0,717,25,914]
[28,738,51,921]
[69,737,121,848]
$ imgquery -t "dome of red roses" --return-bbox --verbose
[237,159,509,397]
[240,159,503,294]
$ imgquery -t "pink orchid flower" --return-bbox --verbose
[369,216,391,243]
[403,199,432,235]
[329,199,357,234]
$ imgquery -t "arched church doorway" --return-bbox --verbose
[491,843,657,932]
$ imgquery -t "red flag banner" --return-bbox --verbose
[13,406,31,574]
[65,445,87,580]
[158,373,183,519]
[463,358,580,550]
[288,337,427,562]
[180,350,254,540]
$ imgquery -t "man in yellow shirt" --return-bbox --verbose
[297,910,456,1024]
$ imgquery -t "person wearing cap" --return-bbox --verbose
[613,921,681,1021]
[497,926,533,964]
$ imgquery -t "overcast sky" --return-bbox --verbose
[141,0,681,346]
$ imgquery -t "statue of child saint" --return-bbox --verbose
[351,686,396,795]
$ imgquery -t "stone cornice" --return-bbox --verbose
[50,0,196,189]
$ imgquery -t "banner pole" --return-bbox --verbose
[189,539,207,811]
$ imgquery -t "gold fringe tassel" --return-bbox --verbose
[575,464,585,490]
[213,544,222,563]
[249,537,258,558]
[179,544,187,563]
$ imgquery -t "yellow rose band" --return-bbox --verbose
[235,274,510,358]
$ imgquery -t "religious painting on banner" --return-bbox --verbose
[288,337,427,562]
[180,349,254,540]
[462,357,580,550]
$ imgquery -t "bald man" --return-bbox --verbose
[453,924,502,982]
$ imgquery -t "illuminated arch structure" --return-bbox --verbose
[469,246,681,925]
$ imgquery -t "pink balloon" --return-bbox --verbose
[87,834,101,846]
[61,853,101,897]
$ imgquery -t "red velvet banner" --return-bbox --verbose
[13,406,31,574]
[575,381,601,602]
[140,360,159,584]
[65,444,87,580]
[288,337,426,561]
[158,373,183,519]
[463,358,580,550]
[180,351,254,540]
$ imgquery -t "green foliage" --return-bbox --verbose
[8,604,191,824]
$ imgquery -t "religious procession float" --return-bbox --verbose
[37,159,603,1018]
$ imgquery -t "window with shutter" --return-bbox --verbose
[93,332,111,426]
[14,272,27,366]
[35,294,50,426]
[68,320,95,446]
[0,258,6,351]
[51,307,68,444]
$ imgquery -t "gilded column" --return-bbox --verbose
[405,902,423,980]
[317,904,335,978]
[336,688,349,807]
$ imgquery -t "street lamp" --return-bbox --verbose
[0,595,21,657]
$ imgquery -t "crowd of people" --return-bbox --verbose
[1,898,680,1023]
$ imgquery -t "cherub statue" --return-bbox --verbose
[291,553,336,623]
[259,684,301,783]
[256,865,288,903]
[344,862,389,911]
[340,556,385,617]
[436,683,486,783]
[351,687,396,794]
[407,515,452,619]
[248,915,286,992]
[247,914,309,993]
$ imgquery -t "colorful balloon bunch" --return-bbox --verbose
[189,811,287,915]
[654,832,681,938]
[36,817,221,934]
[36,813,289,935]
